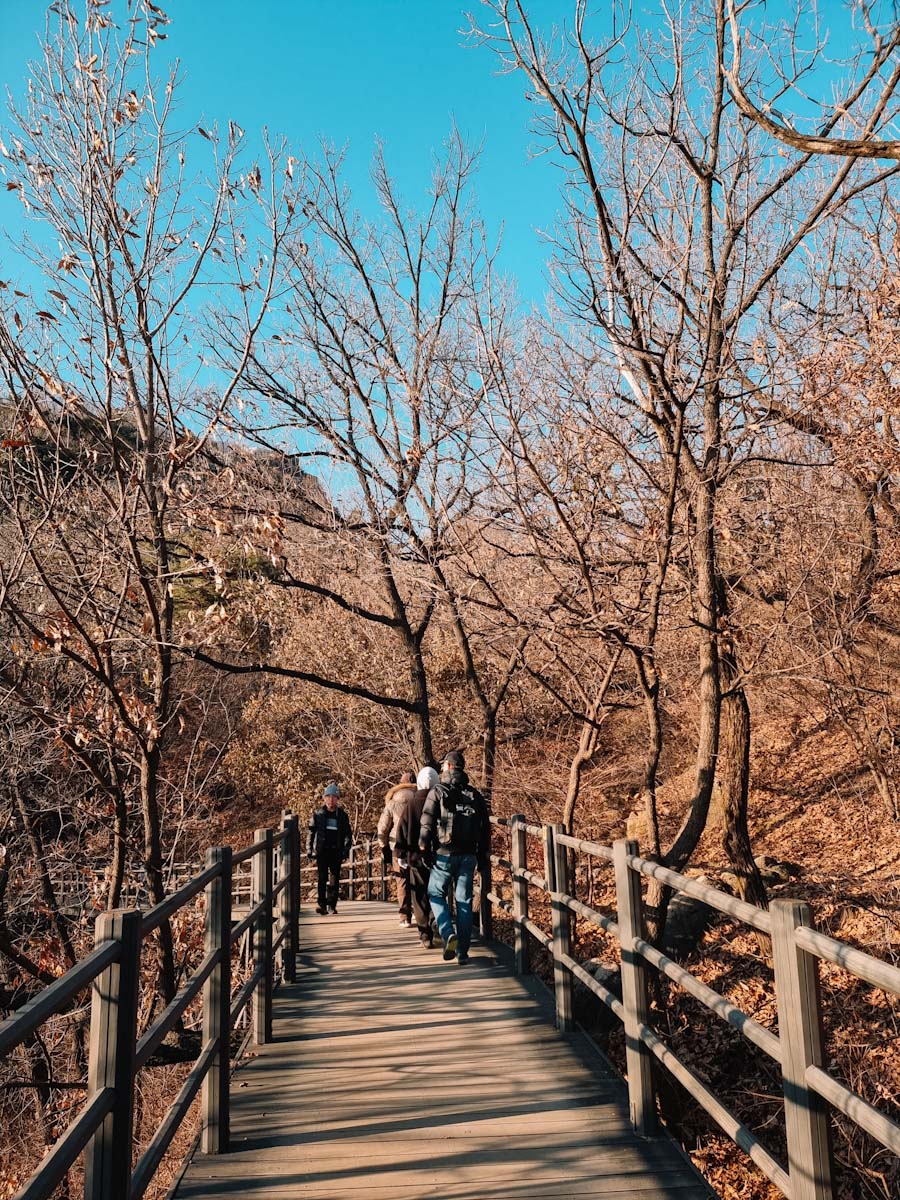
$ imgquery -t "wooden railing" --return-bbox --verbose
[47,862,206,914]
[7,813,896,1200]
[0,813,301,1200]
[296,836,391,902]
[485,816,900,1200]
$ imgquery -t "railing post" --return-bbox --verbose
[547,824,574,1031]
[365,838,373,901]
[83,908,141,1200]
[348,845,356,901]
[251,829,274,1045]
[201,846,232,1154]
[279,812,297,983]
[511,814,530,975]
[613,838,656,1136]
[542,822,555,896]
[289,814,301,967]
[480,856,493,942]
[380,842,387,901]
[771,900,834,1200]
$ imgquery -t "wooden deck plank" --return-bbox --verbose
[175,902,711,1200]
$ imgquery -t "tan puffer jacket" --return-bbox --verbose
[377,784,416,849]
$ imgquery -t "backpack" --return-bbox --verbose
[435,782,484,854]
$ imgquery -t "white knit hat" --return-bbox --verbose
[416,766,439,791]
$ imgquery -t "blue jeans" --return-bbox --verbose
[428,853,477,956]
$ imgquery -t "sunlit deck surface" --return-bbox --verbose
[174,901,711,1199]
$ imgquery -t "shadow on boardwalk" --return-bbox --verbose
[175,902,712,1200]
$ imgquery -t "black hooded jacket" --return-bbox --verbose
[307,804,352,858]
[397,788,432,864]
[418,769,490,861]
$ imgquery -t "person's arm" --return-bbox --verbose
[306,812,317,858]
[419,789,438,851]
[376,803,392,849]
[340,809,352,858]
[395,801,411,856]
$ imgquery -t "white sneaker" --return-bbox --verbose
[398,919,411,928]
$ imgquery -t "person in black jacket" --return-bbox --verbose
[307,782,352,914]
[396,766,439,948]
[419,751,490,964]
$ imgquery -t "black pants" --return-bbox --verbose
[316,851,343,910]
[409,857,435,937]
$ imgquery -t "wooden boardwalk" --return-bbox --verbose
[174,901,712,1200]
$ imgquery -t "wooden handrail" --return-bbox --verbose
[142,861,221,935]
[230,962,266,1026]
[231,837,270,865]
[637,1019,793,1197]
[632,933,781,1062]
[134,948,221,1071]
[794,923,900,993]
[554,830,614,862]
[556,889,619,937]
[130,1039,219,1200]
[6,811,897,1200]
[1,815,301,1200]
[488,819,900,1200]
[231,896,268,943]
[805,1065,900,1156]
[13,1088,115,1200]
[0,939,120,1057]
[626,850,773,933]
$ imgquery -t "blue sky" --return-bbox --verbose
[0,0,565,305]
[0,1,888,308]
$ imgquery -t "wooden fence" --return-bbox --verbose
[0,813,302,1200]
[4,816,897,1200]
[484,816,900,1200]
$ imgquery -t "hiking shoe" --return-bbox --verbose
[420,934,434,949]
[457,953,469,965]
[315,906,327,915]
[442,934,458,961]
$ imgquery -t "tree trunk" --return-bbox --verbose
[140,748,177,1005]
[645,479,721,941]
[629,648,663,858]
[407,651,434,767]
[380,551,434,767]
[717,682,767,905]
[563,717,599,837]
[108,786,128,911]
[481,710,497,801]
[12,782,78,967]
[562,715,601,900]
[104,751,129,910]
[715,603,768,908]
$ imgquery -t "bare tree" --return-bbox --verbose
[469,0,900,909]
[0,0,293,998]
[724,0,900,160]
[205,135,522,775]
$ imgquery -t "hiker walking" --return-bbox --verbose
[396,765,439,948]
[419,750,491,964]
[307,782,352,915]
[378,770,417,927]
